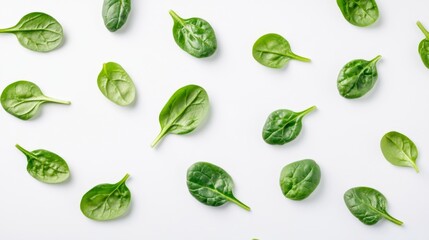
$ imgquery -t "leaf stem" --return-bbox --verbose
[151,128,168,148]
[411,161,420,173]
[383,212,403,226]
[370,55,382,64]
[15,144,34,159]
[417,21,429,39]
[45,97,71,105]
[287,52,311,62]
[299,105,317,116]
[229,196,251,211]
[118,173,130,185]
[169,10,185,26]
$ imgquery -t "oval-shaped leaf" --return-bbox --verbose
[80,174,131,221]
[337,0,379,27]
[280,159,321,200]
[252,33,310,69]
[151,85,209,148]
[187,162,250,211]
[169,10,217,58]
[380,131,419,172]
[0,12,63,52]
[15,144,70,183]
[344,187,403,226]
[102,0,131,32]
[1,81,70,120]
[337,55,381,99]
[97,62,136,106]
[417,21,429,69]
[262,106,316,145]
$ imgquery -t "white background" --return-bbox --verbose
[0,0,428,239]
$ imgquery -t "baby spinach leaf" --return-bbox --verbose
[280,159,321,200]
[337,55,381,99]
[169,10,217,58]
[336,0,379,27]
[1,81,70,120]
[0,12,63,52]
[417,21,429,69]
[15,144,70,184]
[187,162,250,211]
[97,62,136,106]
[252,33,310,69]
[262,106,316,145]
[151,85,209,148]
[380,131,419,172]
[102,0,131,32]
[344,187,403,226]
[80,174,131,221]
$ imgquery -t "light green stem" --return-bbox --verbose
[169,10,185,26]
[410,161,420,173]
[118,173,130,185]
[228,196,251,211]
[15,144,34,159]
[299,105,317,116]
[44,97,71,105]
[370,55,382,64]
[417,21,429,39]
[151,128,168,148]
[287,51,311,62]
[383,212,403,226]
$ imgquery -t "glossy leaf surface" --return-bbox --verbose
[1,81,70,120]
[344,187,403,226]
[80,174,131,221]
[337,0,379,27]
[16,144,70,183]
[262,106,316,145]
[102,0,131,32]
[417,21,429,69]
[280,159,321,200]
[151,85,209,148]
[187,162,250,211]
[381,131,419,172]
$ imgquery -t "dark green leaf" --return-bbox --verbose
[337,0,379,27]
[280,159,321,200]
[252,33,310,69]
[187,162,250,211]
[417,21,429,69]
[0,12,63,52]
[102,0,131,32]
[97,62,136,106]
[380,131,419,172]
[15,144,70,183]
[169,10,217,58]
[1,81,70,120]
[262,106,316,145]
[337,55,381,99]
[344,187,403,226]
[80,174,131,221]
[151,85,209,148]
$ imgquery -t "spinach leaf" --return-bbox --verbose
[262,106,316,145]
[337,55,381,99]
[344,187,403,226]
[151,85,209,148]
[280,159,321,200]
[380,131,419,172]
[0,12,63,52]
[97,62,136,106]
[15,144,70,184]
[80,174,131,221]
[417,21,429,69]
[169,10,217,58]
[102,0,131,32]
[187,162,250,211]
[252,33,310,69]
[336,0,379,27]
[1,81,70,120]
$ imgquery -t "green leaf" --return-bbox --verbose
[151,85,210,148]
[1,81,70,120]
[344,187,403,226]
[262,106,316,145]
[187,162,250,211]
[417,21,429,69]
[280,159,321,200]
[169,10,217,58]
[102,0,131,32]
[337,55,381,99]
[0,12,63,52]
[380,131,419,172]
[15,144,70,184]
[97,62,136,106]
[337,0,379,27]
[80,174,131,221]
[252,33,310,69]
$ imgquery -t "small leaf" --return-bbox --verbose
[80,174,131,221]
[280,159,321,200]
[380,131,419,172]
[187,162,250,211]
[417,21,429,69]
[102,0,131,32]
[337,0,379,27]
